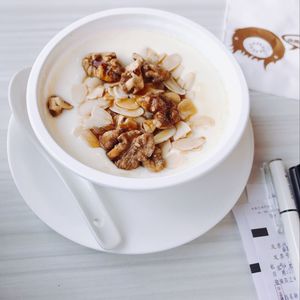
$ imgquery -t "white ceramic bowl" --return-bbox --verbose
[27,8,249,190]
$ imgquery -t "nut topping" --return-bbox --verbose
[90,124,116,139]
[83,106,113,129]
[142,61,170,83]
[118,117,139,131]
[162,92,181,104]
[145,48,160,64]
[154,127,176,144]
[189,115,215,128]
[163,76,186,95]
[99,128,123,151]
[137,92,180,129]
[143,146,166,172]
[120,53,144,94]
[81,129,100,148]
[83,77,102,91]
[49,48,213,173]
[177,98,197,120]
[173,121,191,141]
[110,105,144,118]
[172,136,206,151]
[142,119,157,133]
[107,130,141,160]
[116,98,139,110]
[47,96,73,117]
[115,133,155,170]
[182,72,196,91]
[86,86,105,100]
[82,52,124,83]
[161,54,182,71]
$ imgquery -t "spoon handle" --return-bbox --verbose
[54,163,122,250]
[27,128,121,250]
[27,131,121,250]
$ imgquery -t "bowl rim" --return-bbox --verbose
[27,7,249,190]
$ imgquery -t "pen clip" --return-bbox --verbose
[262,162,284,234]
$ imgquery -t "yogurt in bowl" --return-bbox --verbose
[27,8,249,190]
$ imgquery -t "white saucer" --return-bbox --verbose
[7,117,254,254]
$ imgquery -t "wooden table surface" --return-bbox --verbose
[0,1,299,299]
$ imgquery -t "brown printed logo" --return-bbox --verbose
[282,34,300,50]
[232,27,286,69]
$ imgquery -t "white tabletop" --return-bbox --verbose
[0,1,299,299]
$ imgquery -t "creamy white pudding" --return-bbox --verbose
[42,29,229,177]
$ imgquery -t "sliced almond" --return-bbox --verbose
[71,84,87,104]
[164,77,186,95]
[86,86,105,100]
[172,137,206,151]
[183,72,196,91]
[166,152,184,169]
[143,119,157,133]
[189,115,215,128]
[158,53,167,63]
[178,98,197,120]
[160,140,172,158]
[146,48,160,63]
[78,101,96,116]
[81,129,100,148]
[113,85,128,99]
[97,98,112,108]
[173,121,191,141]
[172,65,184,80]
[161,54,182,71]
[116,98,139,110]
[154,127,176,144]
[83,77,101,90]
[163,92,181,104]
[109,105,144,117]
[78,99,110,116]
[83,106,113,129]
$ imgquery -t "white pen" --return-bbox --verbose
[269,159,300,284]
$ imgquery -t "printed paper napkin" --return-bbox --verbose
[223,0,299,99]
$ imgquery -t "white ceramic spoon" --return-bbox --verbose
[8,67,122,250]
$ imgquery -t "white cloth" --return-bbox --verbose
[223,0,299,99]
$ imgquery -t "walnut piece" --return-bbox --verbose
[118,117,140,131]
[137,93,180,129]
[82,52,124,83]
[99,128,123,151]
[120,53,144,94]
[142,61,170,83]
[90,124,115,139]
[47,96,73,117]
[107,130,141,160]
[115,133,155,170]
[155,104,181,129]
[143,146,166,172]
[142,119,157,133]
